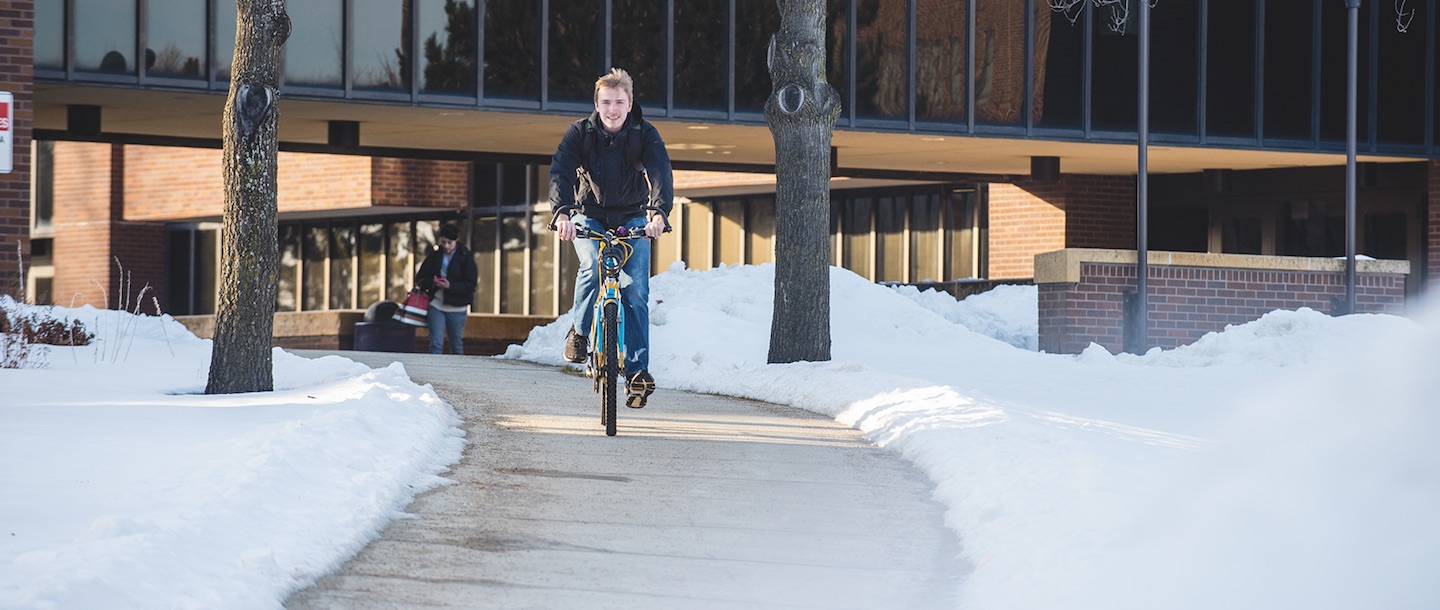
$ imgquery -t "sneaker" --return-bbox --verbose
[563,328,588,363]
[626,370,655,409]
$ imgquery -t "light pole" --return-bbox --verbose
[1343,0,1359,315]
[1135,0,1151,351]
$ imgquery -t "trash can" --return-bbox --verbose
[353,321,415,353]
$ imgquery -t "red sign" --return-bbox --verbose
[0,99,9,131]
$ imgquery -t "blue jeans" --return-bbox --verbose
[570,216,651,374]
[427,308,468,354]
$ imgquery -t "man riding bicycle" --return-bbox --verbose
[549,67,673,409]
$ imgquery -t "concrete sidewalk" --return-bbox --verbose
[284,351,963,609]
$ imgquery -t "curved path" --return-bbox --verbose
[285,352,963,609]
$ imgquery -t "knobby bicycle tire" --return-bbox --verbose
[601,300,620,436]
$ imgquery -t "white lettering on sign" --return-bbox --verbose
[0,92,11,173]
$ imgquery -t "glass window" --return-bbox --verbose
[353,0,409,93]
[913,0,967,123]
[35,0,64,70]
[500,163,530,205]
[1282,200,1344,257]
[1319,2,1370,143]
[745,198,776,264]
[854,0,906,120]
[1150,4,1198,136]
[674,0,728,111]
[1263,1,1314,141]
[386,221,415,301]
[303,225,328,310]
[1205,0,1257,138]
[196,228,218,314]
[1036,3,1083,130]
[216,1,237,81]
[875,196,905,281]
[945,188,978,281]
[827,0,850,122]
[529,211,555,316]
[471,215,497,313]
[715,199,744,265]
[359,223,385,307]
[910,193,941,283]
[329,224,356,309]
[549,0,603,104]
[844,197,873,279]
[612,0,666,107]
[419,0,477,96]
[75,0,136,75]
[32,141,53,232]
[277,224,300,311]
[1375,11,1424,147]
[146,0,206,79]
[484,0,541,100]
[973,0,1028,126]
[682,202,713,269]
[499,212,527,313]
[735,0,779,113]
[1091,4,1138,132]
[285,0,344,88]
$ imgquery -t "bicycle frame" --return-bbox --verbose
[577,227,644,436]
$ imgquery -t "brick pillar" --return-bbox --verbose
[990,174,1136,280]
[0,1,33,296]
[1429,160,1440,295]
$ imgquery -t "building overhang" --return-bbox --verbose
[34,82,1427,180]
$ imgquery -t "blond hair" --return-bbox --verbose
[594,67,634,102]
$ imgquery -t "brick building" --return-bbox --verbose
[5,1,1440,353]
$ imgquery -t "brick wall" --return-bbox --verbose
[0,0,32,294]
[1429,160,1439,292]
[988,182,1066,279]
[1039,260,1408,355]
[51,142,165,309]
[371,157,468,208]
[124,146,374,220]
[988,175,1135,280]
[1057,175,1134,249]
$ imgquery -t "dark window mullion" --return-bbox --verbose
[1428,0,1436,149]
[540,0,550,109]
[965,0,974,133]
[344,0,354,98]
[1197,0,1208,141]
[666,0,675,113]
[1367,0,1378,150]
[603,0,612,71]
[727,0,736,119]
[849,0,858,129]
[1254,0,1263,140]
[1309,0,1320,146]
[907,0,916,129]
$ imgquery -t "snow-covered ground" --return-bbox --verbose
[4,261,1437,609]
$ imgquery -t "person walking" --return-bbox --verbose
[414,223,478,355]
[548,67,673,409]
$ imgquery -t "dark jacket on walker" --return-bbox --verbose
[415,242,478,308]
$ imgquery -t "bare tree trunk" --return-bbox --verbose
[206,0,290,394]
[766,0,841,364]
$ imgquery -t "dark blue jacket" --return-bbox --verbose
[415,243,478,308]
[548,104,673,229]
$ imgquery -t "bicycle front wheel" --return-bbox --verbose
[600,301,619,437]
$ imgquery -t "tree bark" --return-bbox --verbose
[206,0,290,394]
[766,0,841,364]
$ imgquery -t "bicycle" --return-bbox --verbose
[576,226,649,436]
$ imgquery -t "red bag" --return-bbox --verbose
[392,288,430,327]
